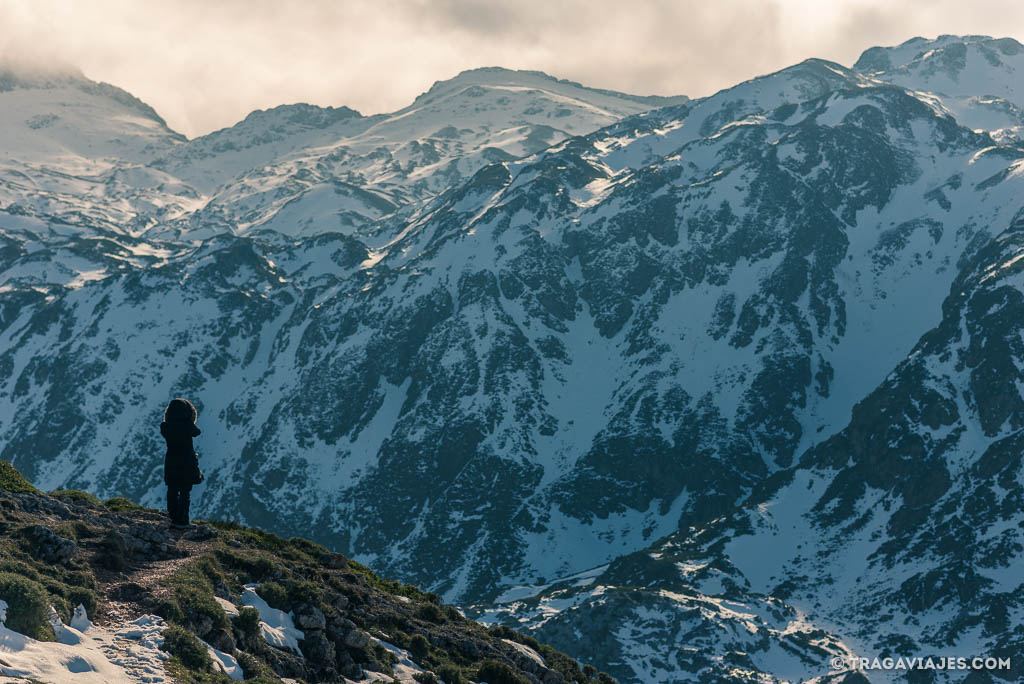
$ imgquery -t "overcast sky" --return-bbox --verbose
[2,0,1023,138]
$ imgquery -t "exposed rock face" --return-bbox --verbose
[26,524,78,564]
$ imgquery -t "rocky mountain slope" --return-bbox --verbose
[470,206,1024,682]
[1,35,1023,683]
[0,460,616,683]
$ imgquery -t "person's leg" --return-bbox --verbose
[167,486,177,522]
[180,485,192,525]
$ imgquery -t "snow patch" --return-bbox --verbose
[241,585,304,654]
[0,600,171,683]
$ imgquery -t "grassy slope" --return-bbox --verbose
[0,461,616,684]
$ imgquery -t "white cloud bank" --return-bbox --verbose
[0,0,1022,137]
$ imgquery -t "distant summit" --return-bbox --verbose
[413,66,690,109]
[851,34,1024,142]
[0,56,86,88]
[853,34,1023,74]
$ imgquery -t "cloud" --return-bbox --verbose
[0,0,1021,138]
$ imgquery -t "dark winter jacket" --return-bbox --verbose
[162,419,203,486]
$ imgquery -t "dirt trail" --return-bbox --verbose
[95,525,218,625]
[80,525,225,682]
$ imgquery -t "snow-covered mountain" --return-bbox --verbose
[151,67,689,239]
[2,36,1024,683]
[857,34,1024,143]
[469,208,1024,682]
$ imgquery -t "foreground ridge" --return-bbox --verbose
[0,461,615,684]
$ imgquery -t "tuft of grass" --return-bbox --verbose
[370,641,398,675]
[162,625,213,670]
[164,557,231,638]
[489,624,542,652]
[416,602,445,624]
[71,521,100,540]
[0,572,51,639]
[409,633,431,661]
[46,584,98,624]
[213,548,283,583]
[0,461,37,493]
[287,579,322,608]
[434,664,466,684]
[347,560,432,601]
[104,497,150,514]
[51,489,101,506]
[233,606,260,640]
[66,586,98,620]
[164,658,236,684]
[235,651,278,681]
[98,529,127,571]
[539,644,599,683]
[287,536,329,557]
[443,605,464,622]
[476,659,529,684]
[203,523,308,562]
[0,558,42,582]
[255,582,289,611]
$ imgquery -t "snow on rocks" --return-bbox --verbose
[204,641,243,681]
[0,599,171,683]
[214,596,240,619]
[501,638,546,667]
[240,584,304,654]
[352,637,426,684]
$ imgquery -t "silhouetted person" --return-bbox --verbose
[161,398,204,529]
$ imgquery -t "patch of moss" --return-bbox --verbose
[0,460,36,493]
[51,489,102,506]
[103,496,151,514]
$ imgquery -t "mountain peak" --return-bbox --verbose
[229,102,363,132]
[0,56,177,137]
[853,34,1023,74]
[412,66,688,108]
[0,57,87,91]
